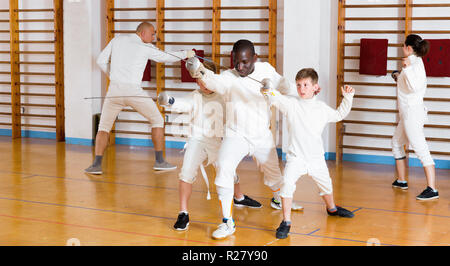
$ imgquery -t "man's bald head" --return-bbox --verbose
[136,22,154,33]
[136,22,156,43]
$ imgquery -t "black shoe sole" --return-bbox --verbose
[174,223,189,231]
[416,196,439,201]
[276,233,289,239]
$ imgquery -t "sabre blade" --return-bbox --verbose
[84,96,155,100]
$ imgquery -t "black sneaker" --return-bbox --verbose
[327,206,354,218]
[416,187,439,201]
[392,179,408,190]
[173,212,189,231]
[275,221,291,239]
[233,195,262,208]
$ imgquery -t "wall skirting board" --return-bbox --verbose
[1,131,448,169]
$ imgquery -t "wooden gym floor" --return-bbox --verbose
[0,136,448,246]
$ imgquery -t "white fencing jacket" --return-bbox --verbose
[396,54,428,117]
[170,90,225,140]
[266,90,354,163]
[97,34,187,86]
[199,62,295,140]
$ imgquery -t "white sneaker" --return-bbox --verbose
[270,197,304,211]
[212,218,235,240]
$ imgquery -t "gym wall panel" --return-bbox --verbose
[107,0,276,147]
[0,0,64,140]
[336,0,450,166]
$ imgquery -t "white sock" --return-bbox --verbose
[217,186,234,220]
[270,185,281,202]
[234,195,245,201]
[397,180,407,184]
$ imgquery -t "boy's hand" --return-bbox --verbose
[314,86,322,95]
[341,85,355,96]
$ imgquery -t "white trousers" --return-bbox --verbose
[98,81,164,133]
[392,105,434,166]
[280,156,333,198]
[214,132,282,189]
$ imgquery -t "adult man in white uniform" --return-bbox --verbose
[85,22,195,174]
[189,39,297,239]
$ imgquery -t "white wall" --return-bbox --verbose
[342,0,450,164]
[280,0,338,154]
[64,0,103,142]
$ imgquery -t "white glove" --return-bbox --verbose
[260,78,275,95]
[391,70,400,82]
[186,57,206,79]
[186,49,196,59]
[157,91,174,106]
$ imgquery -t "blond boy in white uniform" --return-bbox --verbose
[261,68,355,239]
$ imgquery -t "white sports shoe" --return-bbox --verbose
[212,218,235,240]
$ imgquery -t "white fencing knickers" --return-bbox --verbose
[214,132,282,219]
[214,132,282,190]
[280,155,333,198]
[98,81,164,133]
[179,137,240,200]
[392,105,434,167]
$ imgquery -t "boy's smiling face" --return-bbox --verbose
[296,77,319,99]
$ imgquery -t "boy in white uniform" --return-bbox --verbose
[391,34,438,200]
[261,68,355,239]
[188,40,302,240]
[158,63,262,231]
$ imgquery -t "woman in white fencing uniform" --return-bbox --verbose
[391,34,438,200]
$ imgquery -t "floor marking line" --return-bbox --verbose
[307,228,320,235]
[0,213,225,246]
[264,238,279,246]
[1,168,450,219]
[352,207,363,213]
[0,196,446,246]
